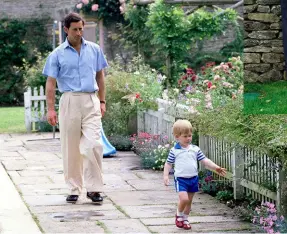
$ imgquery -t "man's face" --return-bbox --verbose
[64,21,84,45]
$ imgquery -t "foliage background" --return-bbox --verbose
[0,18,52,106]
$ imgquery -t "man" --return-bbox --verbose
[43,12,107,203]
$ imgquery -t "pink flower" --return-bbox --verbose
[76,3,83,9]
[81,0,89,4]
[133,5,137,8]
[91,4,99,11]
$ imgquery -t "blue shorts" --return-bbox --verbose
[174,176,199,193]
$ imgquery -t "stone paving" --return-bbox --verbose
[0,133,259,233]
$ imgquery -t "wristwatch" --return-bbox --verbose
[100,100,106,104]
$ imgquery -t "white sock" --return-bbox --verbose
[183,214,189,221]
[177,210,183,217]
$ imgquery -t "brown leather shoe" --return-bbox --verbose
[87,192,103,203]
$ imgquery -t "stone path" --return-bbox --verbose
[0,133,258,233]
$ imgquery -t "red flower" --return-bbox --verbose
[227,62,233,68]
[191,75,197,82]
[135,93,140,99]
[207,81,212,88]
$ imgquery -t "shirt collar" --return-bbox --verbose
[175,142,182,149]
[63,37,87,48]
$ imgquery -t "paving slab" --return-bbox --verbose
[141,215,241,226]
[148,221,255,233]
[30,203,117,214]
[126,179,175,191]
[0,163,41,234]
[0,151,20,157]
[105,190,178,206]
[38,219,104,233]
[100,219,150,233]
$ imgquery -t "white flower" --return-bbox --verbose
[158,145,162,149]
[134,71,140,75]
[173,88,179,94]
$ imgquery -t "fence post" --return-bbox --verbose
[40,86,45,120]
[24,87,32,132]
[277,163,287,216]
[137,112,145,135]
[157,108,164,135]
[232,145,244,200]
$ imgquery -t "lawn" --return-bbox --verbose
[244,81,287,114]
[0,107,26,133]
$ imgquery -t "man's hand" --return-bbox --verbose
[215,167,227,177]
[47,110,58,126]
[164,175,170,186]
[100,103,106,117]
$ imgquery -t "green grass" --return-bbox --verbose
[243,81,287,114]
[0,107,26,133]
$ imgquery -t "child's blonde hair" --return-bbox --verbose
[172,119,193,137]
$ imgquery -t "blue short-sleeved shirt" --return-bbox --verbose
[42,37,108,93]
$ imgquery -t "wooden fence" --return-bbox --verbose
[24,86,46,132]
[139,98,285,210]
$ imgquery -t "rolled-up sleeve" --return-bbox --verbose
[42,51,59,79]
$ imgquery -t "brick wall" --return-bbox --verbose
[244,0,285,82]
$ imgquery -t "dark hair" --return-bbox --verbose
[64,12,85,28]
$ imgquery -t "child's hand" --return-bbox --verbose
[215,167,227,177]
[164,176,170,186]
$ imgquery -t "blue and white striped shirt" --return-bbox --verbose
[167,142,206,178]
[42,37,108,93]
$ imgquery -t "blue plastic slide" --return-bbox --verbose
[101,128,116,157]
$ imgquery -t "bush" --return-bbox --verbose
[108,135,133,151]
[216,190,234,201]
[0,18,52,105]
[104,56,163,135]
[23,50,49,88]
[130,132,173,170]
[253,202,287,233]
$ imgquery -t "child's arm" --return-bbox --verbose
[163,162,172,186]
[200,158,227,177]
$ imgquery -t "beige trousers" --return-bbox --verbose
[59,92,103,195]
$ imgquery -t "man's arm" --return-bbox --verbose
[46,77,57,126]
[96,69,106,116]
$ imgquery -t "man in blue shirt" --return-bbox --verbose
[43,13,108,203]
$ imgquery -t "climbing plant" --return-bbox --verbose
[145,0,238,86]
[74,0,127,24]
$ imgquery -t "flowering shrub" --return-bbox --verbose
[144,144,173,170]
[130,132,173,170]
[253,202,287,234]
[162,56,243,115]
[130,132,169,154]
[74,0,125,22]
[107,56,163,112]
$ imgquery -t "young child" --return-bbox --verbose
[163,119,226,230]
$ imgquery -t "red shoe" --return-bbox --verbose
[175,215,184,228]
[183,220,191,230]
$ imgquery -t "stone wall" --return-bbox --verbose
[244,0,285,83]
[0,0,78,20]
